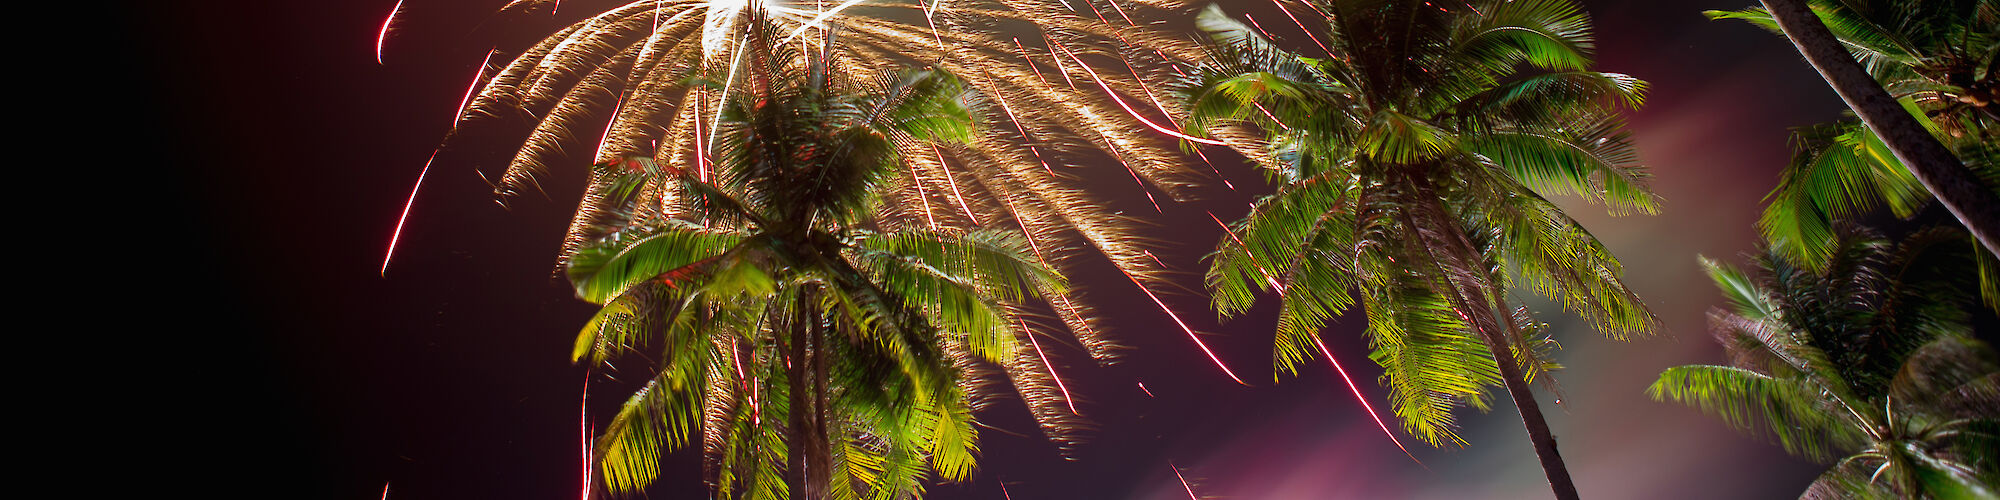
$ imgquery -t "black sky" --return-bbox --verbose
[128,0,1860,498]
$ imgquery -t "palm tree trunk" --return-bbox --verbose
[786,296,812,500]
[1758,0,2000,258]
[1407,172,1580,500]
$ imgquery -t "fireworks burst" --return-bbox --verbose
[428,0,1250,494]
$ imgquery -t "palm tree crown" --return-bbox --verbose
[566,19,1072,498]
[1183,1,1657,497]
[1652,227,1999,499]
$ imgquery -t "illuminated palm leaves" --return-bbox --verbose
[1651,228,2000,498]
[562,48,1066,497]
[461,0,1219,365]
[453,1,1227,494]
[1187,0,1656,447]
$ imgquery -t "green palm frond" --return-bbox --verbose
[1649,365,1864,462]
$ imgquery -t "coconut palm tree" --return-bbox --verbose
[1651,227,1999,499]
[1751,117,2000,309]
[1184,1,1657,498]
[564,19,1065,499]
[1705,0,2000,258]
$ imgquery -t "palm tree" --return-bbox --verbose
[1706,0,2000,258]
[1184,2,1656,498]
[1650,227,1999,499]
[564,18,1066,499]
[1750,118,2000,309]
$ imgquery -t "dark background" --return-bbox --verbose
[127,0,1857,498]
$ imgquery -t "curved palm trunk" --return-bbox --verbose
[1407,172,1580,500]
[786,302,810,500]
[785,292,834,500]
[1758,0,2000,258]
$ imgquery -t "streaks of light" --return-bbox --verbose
[1170,462,1200,500]
[1208,211,1284,293]
[932,144,980,225]
[1013,37,1048,85]
[1119,270,1248,385]
[381,482,390,500]
[1103,136,1162,213]
[1311,336,1421,464]
[1137,380,1154,397]
[381,150,438,277]
[451,48,499,131]
[1270,0,1334,58]
[376,0,403,65]
[1053,44,1227,146]
[1022,319,1079,415]
[985,84,1055,174]
[580,374,592,500]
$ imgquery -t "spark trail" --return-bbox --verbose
[1054,44,1226,146]
[1021,319,1078,415]
[1170,462,1200,500]
[1312,336,1421,464]
[1120,270,1247,385]
[381,150,438,276]
[376,0,403,65]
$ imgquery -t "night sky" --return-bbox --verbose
[129,0,1867,498]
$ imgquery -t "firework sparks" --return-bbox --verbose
[1054,44,1227,146]
[1121,270,1248,385]
[376,0,403,65]
[932,144,979,225]
[1270,0,1334,57]
[381,150,438,277]
[452,48,498,129]
[1312,336,1421,464]
[1022,319,1078,415]
[1137,380,1154,397]
[1170,462,1201,500]
[580,374,592,500]
[1103,136,1162,212]
[381,482,390,500]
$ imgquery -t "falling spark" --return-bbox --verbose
[1170,462,1200,500]
[376,0,403,65]
[593,90,628,160]
[999,479,1015,500]
[1143,250,1167,268]
[933,144,979,225]
[1121,270,1248,385]
[1054,44,1226,145]
[1137,381,1154,397]
[1022,319,1079,415]
[1045,42,1077,89]
[1244,13,1277,41]
[1208,211,1284,293]
[985,84,1055,174]
[450,48,499,130]
[1105,0,1137,26]
[1103,136,1162,213]
[1270,0,1334,58]
[381,482,390,500]
[1012,37,1047,85]
[1312,336,1421,464]
[381,150,438,277]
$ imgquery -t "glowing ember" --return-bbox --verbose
[1022,319,1079,415]
[375,0,402,65]
[1054,44,1227,146]
[1312,336,1421,464]
[381,150,438,277]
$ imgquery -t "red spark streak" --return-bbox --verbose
[375,0,402,65]
[1013,38,1048,85]
[580,375,592,500]
[1170,462,1200,500]
[1121,271,1248,385]
[985,85,1055,174]
[381,482,390,500]
[909,161,939,230]
[1105,0,1136,25]
[1143,250,1167,268]
[593,90,628,160]
[1207,212,1284,292]
[451,48,498,130]
[381,150,437,277]
[1271,0,1335,58]
[1046,42,1076,89]
[1053,45,1226,146]
[1137,381,1154,397]
[1102,136,1162,213]
[1312,336,1421,464]
[999,479,1014,500]
[1022,319,1079,415]
[933,144,980,225]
